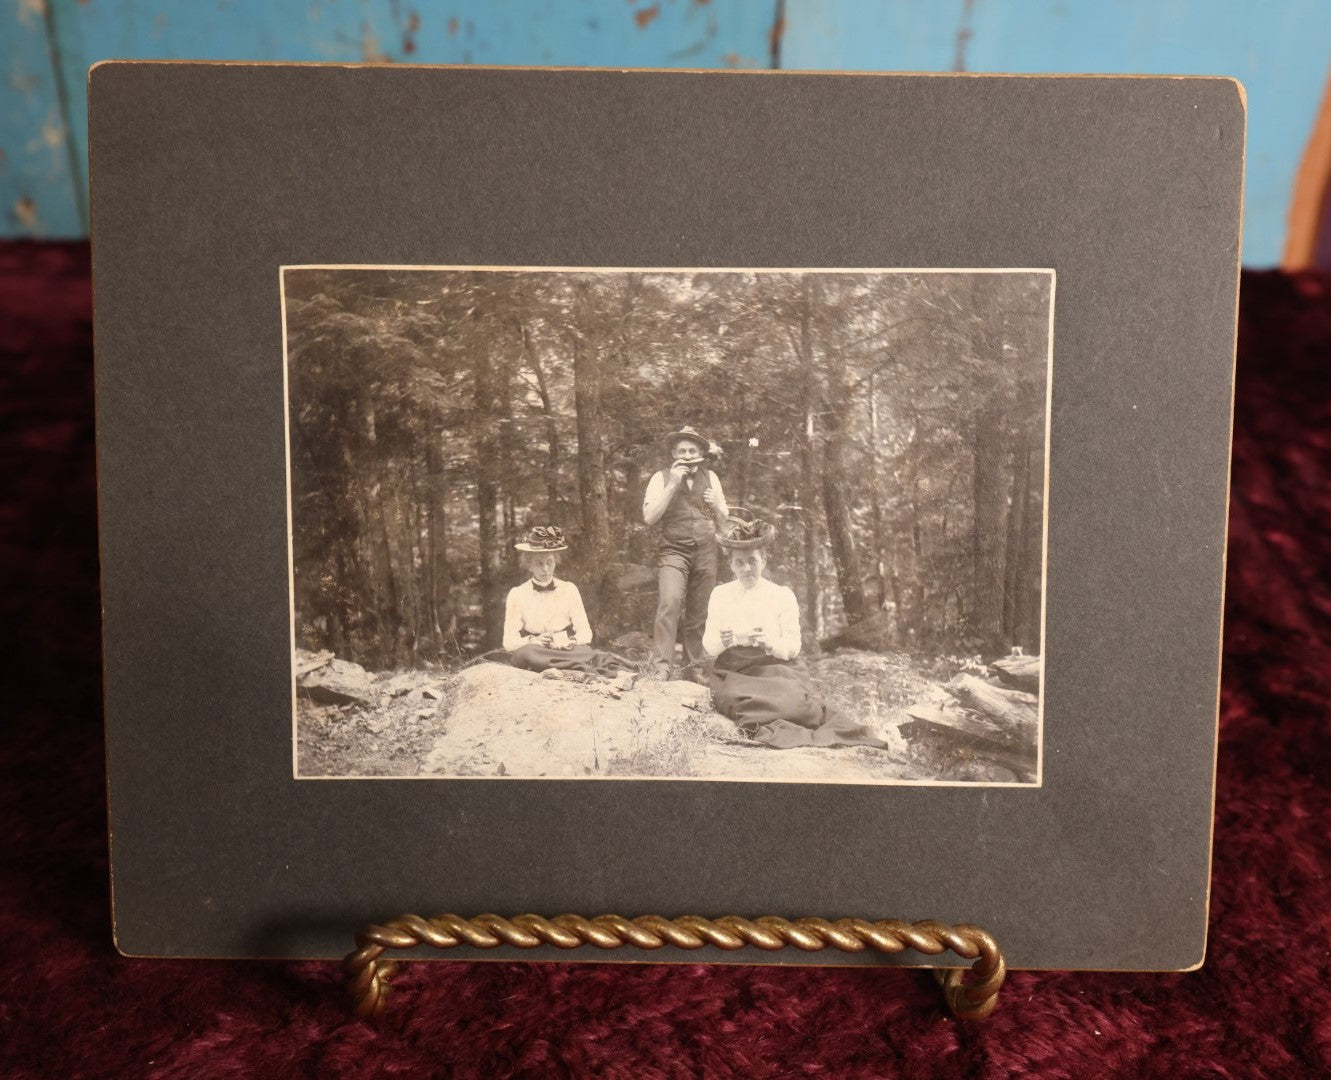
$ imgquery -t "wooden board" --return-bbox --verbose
[4,0,1328,261]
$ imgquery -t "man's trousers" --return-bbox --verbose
[652,537,719,672]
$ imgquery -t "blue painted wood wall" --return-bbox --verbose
[4,0,1329,265]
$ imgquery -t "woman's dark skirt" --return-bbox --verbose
[708,646,889,750]
[508,643,634,678]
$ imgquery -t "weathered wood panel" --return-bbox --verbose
[4,0,1330,262]
[2,0,84,236]
[783,0,1331,266]
[8,0,781,239]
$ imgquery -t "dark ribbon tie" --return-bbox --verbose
[532,580,557,593]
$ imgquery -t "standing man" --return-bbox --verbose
[642,426,729,679]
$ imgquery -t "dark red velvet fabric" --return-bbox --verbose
[2,242,1328,1078]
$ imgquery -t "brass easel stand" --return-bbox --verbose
[346,913,1006,1021]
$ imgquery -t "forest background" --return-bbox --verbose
[283,268,1052,673]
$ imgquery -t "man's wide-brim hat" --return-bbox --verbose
[514,525,568,553]
[663,425,710,453]
[716,515,776,550]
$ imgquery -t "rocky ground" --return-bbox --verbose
[294,648,1022,784]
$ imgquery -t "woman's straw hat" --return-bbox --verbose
[514,525,568,553]
[716,511,776,550]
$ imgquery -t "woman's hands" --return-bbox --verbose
[720,627,772,653]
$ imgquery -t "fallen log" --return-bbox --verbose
[989,654,1041,693]
[899,719,1043,783]
[899,703,1032,777]
[905,701,1007,741]
[944,674,1038,738]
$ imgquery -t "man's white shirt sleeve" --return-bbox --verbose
[642,471,666,519]
[707,471,729,519]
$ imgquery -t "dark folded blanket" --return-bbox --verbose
[507,643,637,678]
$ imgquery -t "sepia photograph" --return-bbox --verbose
[282,266,1053,785]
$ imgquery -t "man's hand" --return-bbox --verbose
[702,488,719,511]
[720,629,735,648]
[668,461,693,486]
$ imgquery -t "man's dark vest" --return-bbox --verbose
[656,468,716,543]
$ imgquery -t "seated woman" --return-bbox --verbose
[502,526,631,678]
[503,526,594,672]
[703,520,889,750]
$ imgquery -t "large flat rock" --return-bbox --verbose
[422,663,917,783]
[422,664,731,779]
[296,654,376,707]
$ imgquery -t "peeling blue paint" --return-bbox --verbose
[1,0,1327,263]
[782,0,1331,266]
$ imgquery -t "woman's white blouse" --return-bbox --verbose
[502,578,593,652]
[702,578,803,660]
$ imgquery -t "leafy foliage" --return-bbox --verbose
[284,269,1050,670]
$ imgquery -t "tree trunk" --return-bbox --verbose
[799,279,821,638]
[359,400,403,667]
[372,479,402,666]
[401,481,420,662]
[868,371,888,609]
[1001,435,1032,646]
[971,401,1007,650]
[424,436,453,657]
[886,543,904,640]
[497,344,520,582]
[420,464,437,651]
[330,546,351,656]
[525,331,563,519]
[473,331,504,650]
[820,372,869,626]
[337,436,374,659]
[572,324,611,613]
[621,457,645,563]
[909,472,926,645]
[734,385,751,506]
[1017,433,1045,652]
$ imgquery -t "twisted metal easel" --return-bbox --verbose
[346,913,1006,1021]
